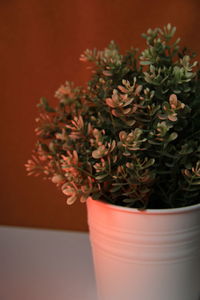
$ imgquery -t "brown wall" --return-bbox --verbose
[1,0,200,232]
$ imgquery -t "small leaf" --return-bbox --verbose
[140,60,152,65]
[141,158,155,169]
[167,132,178,142]
[191,180,200,185]
[123,198,139,203]
[110,185,121,193]
[95,173,109,180]
[38,97,56,112]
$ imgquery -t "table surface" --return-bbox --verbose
[0,226,98,300]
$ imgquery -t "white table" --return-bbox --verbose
[0,226,97,300]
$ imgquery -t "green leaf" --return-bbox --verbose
[191,180,200,185]
[167,132,178,142]
[141,158,155,169]
[140,60,152,65]
[110,185,121,193]
[148,140,162,146]
[95,173,109,180]
[38,97,56,112]
[183,186,200,192]
[123,198,139,203]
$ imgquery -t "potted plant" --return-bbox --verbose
[26,24,200,300]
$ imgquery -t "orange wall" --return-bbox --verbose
[1,0,200,231]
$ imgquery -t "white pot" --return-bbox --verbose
[87,197,200,300]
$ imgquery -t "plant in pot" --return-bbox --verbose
[26,24,200,300]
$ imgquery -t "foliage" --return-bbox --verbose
[26,24,200,209]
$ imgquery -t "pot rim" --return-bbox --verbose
[87,197,200,215]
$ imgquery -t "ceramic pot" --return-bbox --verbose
[87,197,200,300]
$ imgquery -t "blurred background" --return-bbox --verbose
[0,0,200,232]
